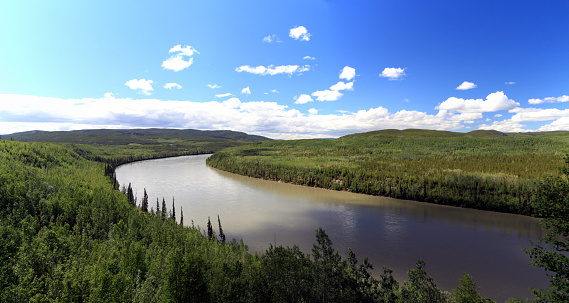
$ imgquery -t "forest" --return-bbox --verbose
[1,129,567,302]
[207,129,569,216]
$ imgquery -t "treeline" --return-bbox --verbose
[1,140,498,302]
[206,133,569,216]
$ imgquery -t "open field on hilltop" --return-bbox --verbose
[207,129,569,215]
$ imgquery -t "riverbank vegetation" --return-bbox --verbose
[1,139,501,302]
[207,129,569,216]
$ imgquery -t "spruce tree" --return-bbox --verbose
[180,206,184,226]
[156,197,160,214]
[127,183,135,206]
[162,197,167,219]
[207,217,213,239]
[171,197,176,221]
[217,215,226,243]
[141,188,149,212]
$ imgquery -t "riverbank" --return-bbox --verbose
[206,129,569,216]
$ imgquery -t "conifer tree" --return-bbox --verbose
[207,217,213,239]
[162,197,167,219]
[171,197,176,221]
[127,183,135,206]
[156,197,160,214]
[217,215,226,243]
[180,206,184,226]
[141,188,149,212]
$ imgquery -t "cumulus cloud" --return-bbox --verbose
[380,67,406,80]
[456,81,477,90]
[330,81,354,91]
[208,84,221,89]
[308,108,318,115]
[339,66,356,81]
[125,79,154,95]
[164,83,182,89]
[312,89,343,101]
[162,45,199,72]
[539,117,569,131]
[270,89,279,93]
[263,34,281,43]
[509,108,569,122]
[295,94,313,104]
[303,56,316,60]
[289,26,310,41]
[0,94,467,139]
[478,120,528,132]
[241,86,251,95]
[436,91,519,114]
[235,65,310,76]
[215,93,233,98]
[528,95,569,104]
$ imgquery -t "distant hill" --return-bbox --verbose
[2,128,270,145]
[339,128,541,139]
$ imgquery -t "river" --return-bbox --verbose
[115,154,549,302]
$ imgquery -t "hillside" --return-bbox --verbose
[207,129,569,215]
[2,128,271,165]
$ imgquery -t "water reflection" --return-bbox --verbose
[116,154,548,302]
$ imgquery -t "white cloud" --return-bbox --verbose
[104,92,116,99]
[270,89,279,93]
[164,83,182,89]
[509,108,569,122]
[312,89,343,101]
[208,84,221,89]
[125,79,154,95]
[339,66,356,81]
[456,81,477,90]
[478,120,528,132]
[330,81,354,91]
[235,65,310,76]
[0,94,466,139]
[289,26,310,41]
[308,108,318,115]
[263,34,281,43]
[241,86,251,95]
[528,95,569,104]
[162,45,199,72]
[436,91,519,113]
[294,94,313,104]
[215,93,233,98]
[380,67,406,80]
[539,117,569,131]
[505,82,516,85]
[494,114,503,117]
[303,56,316,60]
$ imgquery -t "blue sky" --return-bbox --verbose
[1,1,568,139]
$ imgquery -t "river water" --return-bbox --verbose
[116,154,548,302]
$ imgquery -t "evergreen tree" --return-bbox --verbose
[156,197,160,214]
[127,183,135,206]
[180,206,183,226]
[162,197,167,219]
[171,197,176,221]
[141,188,149,212]
[217,215,226,243]
[207,217,213,239]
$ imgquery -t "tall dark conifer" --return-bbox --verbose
[156,197,160,215]
[127,183,135,206]
[217,215,226,243]
[171,197,176,221]
[207,217,213,239]
[180,206,184,226]
[162,197,167,219]
[141,188,149,212]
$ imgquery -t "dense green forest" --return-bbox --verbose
[1,139,504,302]
[207,129,569,216]
[4,128,270,167]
